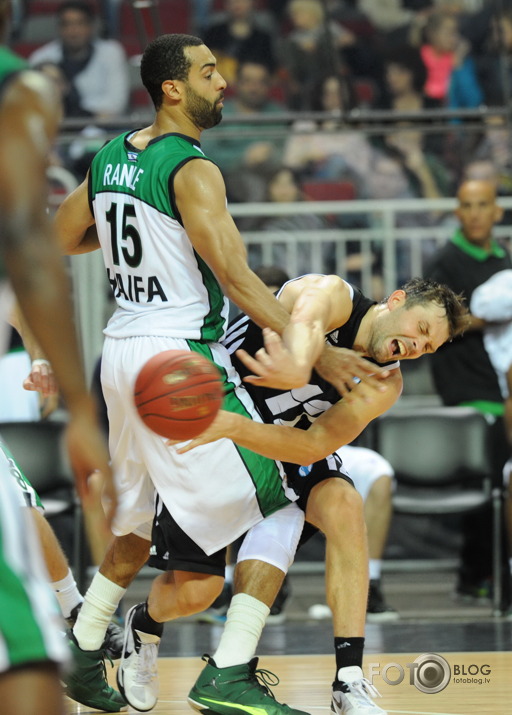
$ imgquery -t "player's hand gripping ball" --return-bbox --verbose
[134,350,224,440]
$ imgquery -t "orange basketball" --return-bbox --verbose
[134,350,223,440]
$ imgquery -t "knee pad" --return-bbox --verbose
[237,503,305,573]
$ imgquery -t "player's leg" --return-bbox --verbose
[189,503,310,715]
[29,508,82,615]
[64,336,160,711]
[306,468,387,715]
[118,501,225,711]
[65,532,148,712]
[339,445,398,622]
[0,466,69,715]
[38,510,127,660]
[307,478,368,637]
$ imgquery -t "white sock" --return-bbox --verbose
[369,559,382,581]
[52,568,83,619]
[73,572,126,651]
[225,563,234,584]
[213,593,270,668]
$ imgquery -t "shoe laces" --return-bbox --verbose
[344,677,382,705]
[248,666,280,700]
[82,650,114,686]
[135,642,158,684]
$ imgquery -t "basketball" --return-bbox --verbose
[134,350,224,440]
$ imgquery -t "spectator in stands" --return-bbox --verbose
[377,43,440,114]
[202,0,277,85]
[471,119,512,197]
[247,167,329,277]
[33,59,89,119]
[29,1,130,119]
[201,59,286,203]
[376,44,447,159]
[278,0,360,110]
[475,7,512,108]
[191,0,215,35]
[424,179,512,607]
[470,270,512,612]
[418,10,483,110]
[282,72,363,184]
[383,128,453,200]
[283,69,450,203]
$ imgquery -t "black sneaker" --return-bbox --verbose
[366,580,399,623]
[66,603,125,660]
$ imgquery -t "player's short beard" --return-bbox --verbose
[184,83,222,129]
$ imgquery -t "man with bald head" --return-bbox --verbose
[425,179,512,606]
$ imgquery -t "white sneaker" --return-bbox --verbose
[331,666,387,715]
[116,604,161,712]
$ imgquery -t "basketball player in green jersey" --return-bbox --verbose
[0,2,117,713]
[54,32,389,715]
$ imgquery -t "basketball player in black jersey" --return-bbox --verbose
[176,273,468,715]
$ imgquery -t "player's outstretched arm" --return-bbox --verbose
[175,160,320,387]
[174,369,402,462]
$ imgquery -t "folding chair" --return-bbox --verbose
[376,406,503,616]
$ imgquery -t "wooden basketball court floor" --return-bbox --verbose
[65,568,512,714]
[66,650,511,715]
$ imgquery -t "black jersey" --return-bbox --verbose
[224,279,397,430]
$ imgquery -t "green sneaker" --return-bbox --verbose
[188,654,310,715]
[64,634,127,712]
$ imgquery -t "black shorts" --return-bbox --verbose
[147,496,227,577]
[148,453,354,570]
[284,453,355,547]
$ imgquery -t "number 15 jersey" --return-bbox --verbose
[89,131,229,341]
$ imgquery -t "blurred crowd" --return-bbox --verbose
[9,0,512,287]
[8,1,512,198]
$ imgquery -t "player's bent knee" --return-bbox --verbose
[175,574,224,616]
[313,485,364,537]
[237,503,305,573]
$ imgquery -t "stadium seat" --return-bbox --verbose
[376,406,504,616]
[302,180,357,202]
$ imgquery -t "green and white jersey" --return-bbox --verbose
[89,131,229,341]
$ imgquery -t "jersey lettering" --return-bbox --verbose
[103,163,144,190]
[107,268,168,303]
